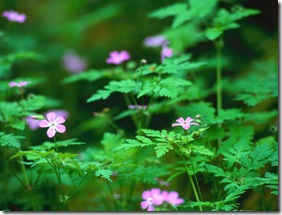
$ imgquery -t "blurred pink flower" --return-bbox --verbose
[9,81,30,88]
[141,188,184,211]
[161,46,173,62]
[26,116,40,130]
[2,10,26,23]
[39,112,66,138]
[62,50,87,73]
[141,188,164,211]
[162,191,184,206]
[172,116,199,130]
[106,50,131,65]
[143,35,167,47]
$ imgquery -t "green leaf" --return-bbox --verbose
[214,108,245,124]
[148,3,188,19]
[0,132,25,148]
[95,169,113,181]
[62,70,106,84]
[190,144,214,156]
[87,79,137,102]
[29,139,85,151]
[154,143,173,158]
[205,27,223,41]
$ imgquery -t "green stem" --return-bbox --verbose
[52,137,67,210]
[183,158,203,211]
[215,37,223,119]
[172,144,203,211]
[106,180,119,211]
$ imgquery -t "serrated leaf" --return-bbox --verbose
[29,139,85,151]
[0,132,25,148]
[95,169,113,181]
[87,79,136,102]
[154,143,173,158]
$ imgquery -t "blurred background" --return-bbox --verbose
[0,0,278,211]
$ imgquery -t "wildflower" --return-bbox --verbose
[162,191,184,206]
[141,188,164,211]
[39,112,66,138]
[62,50,87,73]
[144,35,168,47]
[161,46,173,62]
[2,10,26,23]
[9,81,30,88]
[26,116,40,130]
[172,116,199,130]
[26,110,69,131]
[106,50,131,65]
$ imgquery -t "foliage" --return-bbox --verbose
[0,0,277,212]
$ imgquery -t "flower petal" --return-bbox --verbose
[54,116,65,124]
[55,125,66,133]
[46,112,56,123]
[141,201,149,210]
[39,120,51,128]
[47,127,56,138]
[175,117,184,123]
[172,123,181,127]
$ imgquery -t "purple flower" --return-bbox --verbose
[172,117,199,130]
[39,112,66,138]
[106,50,131,65]
[162,191,184,206]
[161,46,173,62]
[144,35,168,47]
[141,188,164,211]
[62,50,87,73]
[9,81,30,88]
[26,116,40,130]
[2,10,26,23]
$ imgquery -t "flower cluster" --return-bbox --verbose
[2,10,26,23]
[141,188,184,211]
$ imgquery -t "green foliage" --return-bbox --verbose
[87,79,137,102]
[149,0,217,28]
[0,132,25,148]
[205,6,259,40]
[29,139,86,151]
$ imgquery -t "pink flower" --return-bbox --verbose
[26,110,69,131]
[162,191,184,206]
[62,50,87,73]
[39,112,66,138]
[161,46,173,62]
[106,50,131,65]
[172,117,199,130]
[2,10,26,23]
[141,188,164,211]
[144,35,168,47]
[9,81,30,88]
